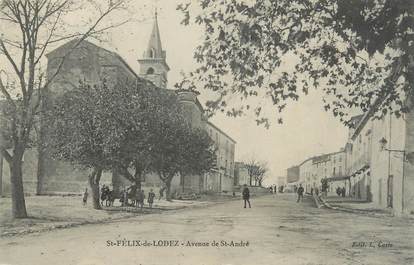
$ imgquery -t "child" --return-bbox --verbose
[82,188,88,206]
[148,189,155,209]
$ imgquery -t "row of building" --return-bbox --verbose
[0,13,237,197]
[286,104,414,215]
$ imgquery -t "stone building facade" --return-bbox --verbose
[298,157,314,193]
[288,99,414,215]
[204,122,236,192]
[349,100,414,215]
[290,149,346,195]
[344,114,373,201]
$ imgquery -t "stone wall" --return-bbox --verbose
[1,149,38,196]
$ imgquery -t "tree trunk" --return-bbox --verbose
[165,177,173,201]
[9,149,28,218]
[181,173,185,192]
[36,147,45,195]
[88,168,102,210]
[134,166,143,191]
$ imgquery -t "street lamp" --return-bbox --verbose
[379,137,388,151]
[379,137,407,156]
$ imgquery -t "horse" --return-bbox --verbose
[101,188,115,207]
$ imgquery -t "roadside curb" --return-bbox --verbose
[311,194,325,209]
[318,197,393,217]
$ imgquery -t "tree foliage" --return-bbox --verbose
[178,0,414,128]
[46,81,129,209]
[47,78,217,203]
[179,128,217,177]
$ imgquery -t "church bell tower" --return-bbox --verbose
[138,11,170,89]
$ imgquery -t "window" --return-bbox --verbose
[149,48,155,58]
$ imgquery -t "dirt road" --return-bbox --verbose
[0,194,413,265]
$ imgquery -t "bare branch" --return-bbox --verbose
[0,39,22,78]
[46,19,130,45]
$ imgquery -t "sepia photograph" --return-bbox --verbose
[0,0,413,264]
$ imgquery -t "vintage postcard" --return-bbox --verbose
[0,0,413,264]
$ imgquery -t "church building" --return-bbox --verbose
[0,13,236,197]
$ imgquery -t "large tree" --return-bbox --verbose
[178,0,413,127]
[113,81,182,192]
[46,81,130,209]
[150,93,189,201]
[0,0,127,217]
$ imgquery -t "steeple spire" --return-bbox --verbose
[144,9,164,59]
[138,9,170,89]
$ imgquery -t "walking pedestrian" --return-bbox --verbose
[242,184,251,208]
[297,184,304,203]
[82,188,88,206]
[148,189,155,209]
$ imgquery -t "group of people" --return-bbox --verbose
[336,186,346,197]
[82,184,163,209]
[120,185,156,210]
[268,185,278,194]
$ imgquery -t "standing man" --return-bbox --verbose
[297,184,304,203]
[148,189,155,209]
[136,189,145,211]
[242,184,251,208]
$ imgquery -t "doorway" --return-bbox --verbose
[387,175,393,208]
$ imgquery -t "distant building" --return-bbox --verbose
[286,166,300,183]
[298,157,314,193]
[290,149,346,194]
[235,162,249,186]
[277,176,286,187]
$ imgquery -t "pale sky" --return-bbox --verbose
[1,0,349,185]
